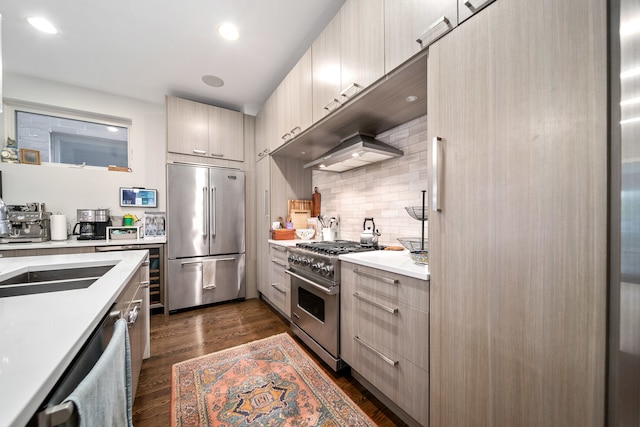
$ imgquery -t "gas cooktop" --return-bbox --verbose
[294,240,379,256]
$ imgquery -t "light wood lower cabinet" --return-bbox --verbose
[113,261,149,398]
[263,244,290,318]
[341,261,429,426]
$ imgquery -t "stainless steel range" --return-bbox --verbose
[286,240,377,371]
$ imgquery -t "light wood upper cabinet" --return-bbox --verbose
[255,91,278,158]
[340,0,384,100]
[167,96,244,162]
[384,0,458,73]
[312,10,342,122]
[167,96,208,155]
[208,105,244,161]
[276,48,313,147]
[311,0,384,124]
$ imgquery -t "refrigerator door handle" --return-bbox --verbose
[202,186,208,236]
[211,186,217,237]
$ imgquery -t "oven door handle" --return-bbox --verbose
[285,269,339,296]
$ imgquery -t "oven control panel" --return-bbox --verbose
[287,251,338,282]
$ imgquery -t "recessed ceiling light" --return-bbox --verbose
[218,23,239,41]
[27,17,58,34]
[202,75,224,88]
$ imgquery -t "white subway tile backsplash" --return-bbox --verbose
[312,115,428,246]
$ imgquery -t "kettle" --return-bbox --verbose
[360,217,381,247]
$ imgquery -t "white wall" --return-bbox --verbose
[312,115,428,247]
[0,72,166,230]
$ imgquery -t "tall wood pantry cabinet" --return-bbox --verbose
[255,156,311,307]
[427,0,607,425]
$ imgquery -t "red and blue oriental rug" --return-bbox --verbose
[171,332,375,426]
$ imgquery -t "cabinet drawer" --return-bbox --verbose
[267,245,290,317]
[352,336,429,426]
[353,292,428,370]
[343,262,429,311]
[269,244,289,260]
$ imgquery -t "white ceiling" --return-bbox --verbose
[0,0,345,115]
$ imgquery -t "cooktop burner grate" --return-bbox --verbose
[295,240,378,255]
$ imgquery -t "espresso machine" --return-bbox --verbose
[73,208,111,240]
[0,202,52,243]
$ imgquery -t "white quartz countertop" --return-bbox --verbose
[0,236,165,251]
[339,249,430,280]
[0,250,148,427]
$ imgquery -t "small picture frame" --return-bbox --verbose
[19,148,41,165]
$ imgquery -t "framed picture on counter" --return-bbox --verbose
[19,148,40,165]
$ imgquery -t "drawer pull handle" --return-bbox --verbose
[140,280,150,289]
[271,258,287,267]
[271,283,287,294]
[340,82,363,99]
[432,136,443,212]
[209,153,224,158]
[354,335,398,367]
[323,98,342,112]
[416,16,453,48]
[192,149,207,155]
[353,292,398,314]
[353,268,398,285]
[463,0,493,12]
[271,245,287,252]
[127,299,143,326]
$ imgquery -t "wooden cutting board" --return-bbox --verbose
[290,210,311,230]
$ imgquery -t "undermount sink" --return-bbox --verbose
[0,264,116,298]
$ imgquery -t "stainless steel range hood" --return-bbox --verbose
[303,133,403,173]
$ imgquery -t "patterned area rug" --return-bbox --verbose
[171,333,376,427]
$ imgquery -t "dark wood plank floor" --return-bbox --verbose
[132,298,408,426]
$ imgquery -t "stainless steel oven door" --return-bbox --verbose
[286,269,339,358]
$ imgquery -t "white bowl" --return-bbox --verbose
[295,228,315,240]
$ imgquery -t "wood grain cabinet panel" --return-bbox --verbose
[427,0,607,425]
[276,48,313,147]
[254,157,310,311]
[265,244,290,318]
[167,96,243,161]
[340,0,384,101]
[208,105,244,161]
[341,261,429,426]
[312,10,342,122]
[167,95,209,156]
[255,92,278,157]
[384,0,457,73]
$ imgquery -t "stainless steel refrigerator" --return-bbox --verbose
[167,164,245,311]
[610,0,640,423]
